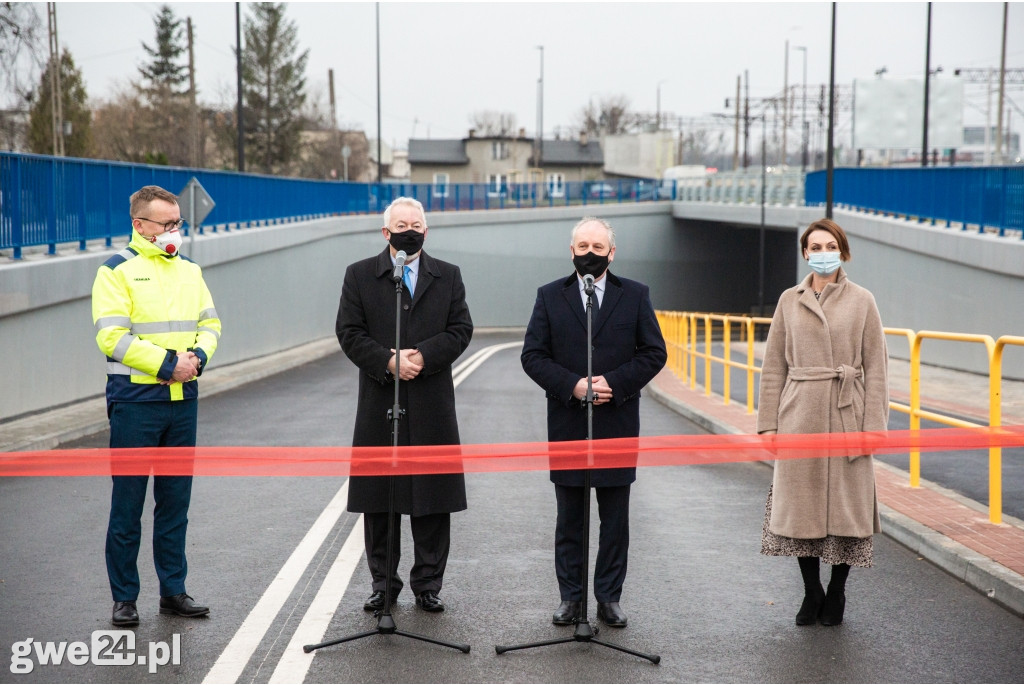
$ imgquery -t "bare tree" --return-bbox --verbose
[574,95,641,136]
[1,2,44,105]
[468,110,518,137]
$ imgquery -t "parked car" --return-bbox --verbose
[588,182,617,199]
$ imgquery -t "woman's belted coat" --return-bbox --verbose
[756,268,889,539]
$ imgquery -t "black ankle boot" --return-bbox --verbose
[821,563,850,626]
[796,585,825,625]
[795,556,824,626]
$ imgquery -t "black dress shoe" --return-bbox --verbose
[552,600,580,625]
[597,601,628,628]
[112,601,139,626]
[415,591,445,612]
[795,586,825,626]
[820,590,846,626]
[363,591,397,612]
[159,593,210,617]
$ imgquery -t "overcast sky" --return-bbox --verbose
[43,2,1024,148]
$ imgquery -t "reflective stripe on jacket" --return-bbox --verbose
[92,230,221,402]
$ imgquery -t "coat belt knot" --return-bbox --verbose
[787,364,863,434]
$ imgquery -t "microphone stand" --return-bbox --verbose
[495,282,660,664]
[304,259,471,655]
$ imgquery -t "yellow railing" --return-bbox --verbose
[656,311,1024,524]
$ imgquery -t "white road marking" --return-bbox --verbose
[203,341,523,683]
[202,481,350,684]
[268,514,365,684]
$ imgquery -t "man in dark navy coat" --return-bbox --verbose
[521,216,666,629]
[336,197,473,614]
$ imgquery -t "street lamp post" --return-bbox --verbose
[657,80,667,130]
[794,45,808,174]
[536,46,544,171]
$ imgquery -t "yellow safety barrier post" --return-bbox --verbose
[991,336,1024,524]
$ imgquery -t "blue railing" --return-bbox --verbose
[0,152,674,258]
[806,166,1024,237]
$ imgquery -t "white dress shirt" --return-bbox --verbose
[577,273,605,310]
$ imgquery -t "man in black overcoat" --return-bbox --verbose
[336,197,473,613]
[521,216,666,629]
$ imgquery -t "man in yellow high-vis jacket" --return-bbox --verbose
[92,185,221,627]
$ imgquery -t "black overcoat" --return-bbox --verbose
[521,271,667,487]
[336,247,473,515]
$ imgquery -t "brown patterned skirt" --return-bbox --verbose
[760,485,874,567]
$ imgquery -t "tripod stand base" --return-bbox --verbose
[303,612,471,654]
[494,619,660,664]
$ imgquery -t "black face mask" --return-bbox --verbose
[573,251,610,278]
[387,229,425,255]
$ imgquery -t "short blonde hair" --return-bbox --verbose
[129,185,178,218]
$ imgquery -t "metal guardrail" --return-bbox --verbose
[0,152,678,258]
[806,166,1024,237]
[657,310,1023,524]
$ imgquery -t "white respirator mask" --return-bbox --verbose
[151,228,183,255]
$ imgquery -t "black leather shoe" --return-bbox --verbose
[820,590,846,626]
[363,591,397,612]
[159,593,210,617]
[552,600,580,625]
[597,601,628,628]
[415,591,445,612]
[112,601,139,626]
[795,586,825,626]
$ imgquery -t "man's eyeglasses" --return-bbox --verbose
[135,217,185,232]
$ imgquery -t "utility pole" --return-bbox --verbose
[187,18,199,168]
[376,2,383,183]
[826,2,836,218]
[46,2,64,157]
[922,2,932,167]
[734,75,740,171]
[996,1,1008,164]
[782,39,789,167]
[329,68,341,179]
[743,70,750,169]
[536,45,544,171]
[235,2,245,172]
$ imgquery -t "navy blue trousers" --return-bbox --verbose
[554,483,631,603]
[106,400,197,601]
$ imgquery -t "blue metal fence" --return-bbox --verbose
[806,166,1024,237]
[0,152,673,258]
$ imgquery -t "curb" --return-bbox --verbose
[645,378,1024,619]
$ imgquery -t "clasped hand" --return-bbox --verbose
[161,351,200,385]
[573,375,613,405]
[388,348,424,381]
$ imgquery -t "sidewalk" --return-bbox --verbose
[646,365,1024,618]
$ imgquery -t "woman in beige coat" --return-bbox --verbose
[757,218,889,627]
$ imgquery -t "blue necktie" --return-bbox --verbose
[403,265,414,297]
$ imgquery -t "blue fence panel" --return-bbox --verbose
[2,152,683,255]
[805,166,1023,236]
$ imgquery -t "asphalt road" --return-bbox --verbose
[1,331,1022,683]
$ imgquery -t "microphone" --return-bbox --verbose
[392,250,407,282]
[582,273,596,296]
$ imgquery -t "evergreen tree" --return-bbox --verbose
[27,48,91,157]
[138,5,187,97]
[242,2,309,174]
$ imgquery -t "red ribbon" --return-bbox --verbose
[1,426,1022,477]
